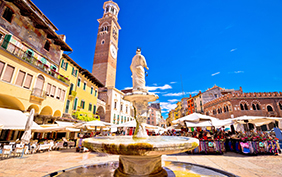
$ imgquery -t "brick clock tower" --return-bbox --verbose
[92,0,121,88]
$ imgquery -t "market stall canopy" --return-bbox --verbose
[75,120,113,128]
[55,121,76,128]
[211,119,233,127]
[185,121,213,127]
[0,108,41,130]
[116,120,158,129]
[0,124,3,129]
[172,113,218,124]
[232,116,282,126]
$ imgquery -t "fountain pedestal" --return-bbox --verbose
[114,155,167,177]
[123,91,158,139]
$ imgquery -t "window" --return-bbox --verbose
[152,121,154,124]
[279,103,282,110]
[120,104,123,112]
[44,40,50,51]
[240,104,244,110]
[214,94,218,98]
[93,105,96,114]
[71,67,77,77]
[77,78,81,87]
[73,98,78,110]
[91,87,93,94]
[56,88,61,99]
[61,59,68,70]
[69,83,74,95]
[61,90,65,101]
[244,104,248,110]
[95,89,97,96]
[0,61,5,78]
[83,82,86,90]
[81,100,85,109]
[126,106,128,113]
[2,65,14,82]
[46,83,51,96]
[89,103,92,111]
[15,70,25,86]
[23,74,33,89]
[65,100,70,113]
[256,104,260,110]
[267,105,273,112]
[114,102,117,109]
[50,85,56,97]
[2,7,14,23]
[252,104,256,111]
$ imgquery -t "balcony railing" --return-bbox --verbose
[31,88,47,99]
[1,39,70,85]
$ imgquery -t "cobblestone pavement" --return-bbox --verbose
[0,149,281,177]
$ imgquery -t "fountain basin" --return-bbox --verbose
[83,136,199,177]
[83,136,199,156]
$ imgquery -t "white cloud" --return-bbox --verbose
[234,71,244,74]
[146,84,172,91]
[152,83,158,86]
[163,90,198,97]
[123,84,172,91]
[163,92,184,96]
[230,48,237,52]
[160,102,177,111]
[168,99,178,102]
[211,72,220,76]
[170,82,177,84]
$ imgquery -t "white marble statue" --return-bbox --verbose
[130,49,149,92]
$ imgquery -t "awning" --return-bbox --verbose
[0,108,41,130]
[185,121,213,127]
[55,121,76,128]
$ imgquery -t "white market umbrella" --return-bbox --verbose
[232,116,282,126]
[21,109,34,144]
[185,121,213,127]
[0,124,3,129]
[211,119,233,127]
[172,113,218,124]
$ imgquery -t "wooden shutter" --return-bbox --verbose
[51,85,56,97]
[61,90,65,101]
[0,61,5,78]
[23,74,33,89]
[46,83,51,96]
[2,65,14,82]
[35,75,44,90]
[56,88,61,99]
[15,70,25,86]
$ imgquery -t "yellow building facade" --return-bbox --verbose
[174,101,182,119]
[59,54,104,121]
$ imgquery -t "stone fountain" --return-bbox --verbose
[82,49,199,177]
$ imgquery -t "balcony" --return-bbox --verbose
[1,39,70,85]
[30,88,47,102]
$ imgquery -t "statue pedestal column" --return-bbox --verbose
[124,91,158,139]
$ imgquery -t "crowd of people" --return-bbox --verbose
[162,127,281,155]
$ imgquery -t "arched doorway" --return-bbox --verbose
[40,106,52,116]
[34,75,45,97]
[53,110,61,117]
[97,106,105,121]
[0,94,25,111]
[27,104,40,114]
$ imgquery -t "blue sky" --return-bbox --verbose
[32,0,282,118]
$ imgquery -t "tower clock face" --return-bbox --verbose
[110,44,117,59]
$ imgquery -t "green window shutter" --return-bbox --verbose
[71,67,74,75]
[93,105,96,114]
[75,70,78,77]
[73,98,78,110]
[61,59,64,68]
[1,34,12,49]
[65,62,68,70]
[91,87,93,94]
